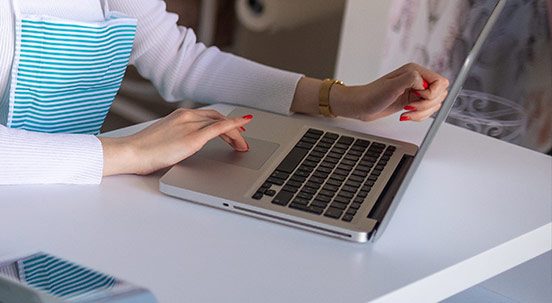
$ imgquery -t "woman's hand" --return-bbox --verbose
[99,108,253,176]
[291,63,449,122]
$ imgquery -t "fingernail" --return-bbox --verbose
[404,105,416,111]
[242,114,253,120]
[240,126,246,131]
[245,142,250,151]
[400,115,410,121]
[423,80,429,89]
[413,91,421,97]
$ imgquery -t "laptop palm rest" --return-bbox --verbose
[197,136,280,170]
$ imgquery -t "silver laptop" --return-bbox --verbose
[160,0,506,243]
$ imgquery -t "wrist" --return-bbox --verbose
[99,136,137,176]
[328,82,350,117]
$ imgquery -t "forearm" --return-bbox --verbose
[0,126,103,185]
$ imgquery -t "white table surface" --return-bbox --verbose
[1,104,551,303]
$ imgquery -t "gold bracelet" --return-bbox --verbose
[319,78,344,118]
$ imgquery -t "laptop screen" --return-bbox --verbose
[373,0,506,239]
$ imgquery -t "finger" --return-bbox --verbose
[169,108,211,123]
[196,115,253,145]
[405,90,448,111]
[386,63,450,96]
[401,103,442,122]
[193,110,246,133]
[221,128,249,152]
[415,77,450,100]
[192,109,227,120]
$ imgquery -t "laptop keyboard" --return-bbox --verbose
[251,128,395,222]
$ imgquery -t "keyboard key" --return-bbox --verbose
[308,176,325,184]
[329,174,346,181]
[290,174,307,183]
[347,150,363,156]
[336,164,353,171]
[331,148,347,154]
[311,151,325,158]
[276,147,308,173]
[334,195,351,204]
[319,142,334,149]
[329,201,348,210]
[324,207,343,219]
[345,208,357,215]
[301,137,318,144]
[341,185,358,193]
[303,160,317,168]
[324,132,339,140]
[322,184,339,192]
[267,177,285,185]
[317,166,333,174]
[351,170,367,178]
[326,179,342,187]
[313,171,329,178]
[295,170,311,177]
[349,174,365,182]
[305,181,321,189]
[305,155,321,163]
[286,180,303,188]
[350,145,366,152]
[334,169,349,176]
[345,180,361,188]
[319,189,335,197]
[301,187,318,195]
[354,139,370,147]
[292,197,310,205]
[325,157,339,164]
[368,175,378,181]
[272,191,294,206]
[350,202,362,209]
[338,136,354,145]
[297,192,313,200]
[271,171,290,180]
[252,192,263,200]
[282,185,298,193]
[306,128,324,137]
[319,161,336,169]
[313,146,328,153]
[342,214,354,222]
[337,191,354,199]
[341,159,356,166]
[320,138,335,144]
[315,195,331,202]
[334,143,350,149]
[295,141,313,150]
[265,189,276,197]
[357,191,369,198]
[311,200,329,208]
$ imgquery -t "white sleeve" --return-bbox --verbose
[0,125,103,185]
[110,0,304,115]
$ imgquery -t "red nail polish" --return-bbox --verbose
[240,126,246,131]
[413,91,421,97]
[242,114,253,120]
[404,106,416,111]
[423,80,429,89]
[400,115,410,121]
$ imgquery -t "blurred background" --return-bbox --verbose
[103,0,551,157]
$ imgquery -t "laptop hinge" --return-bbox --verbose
[367,154,414,237]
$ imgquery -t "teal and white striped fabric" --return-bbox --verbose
[18,253,116,300]
[7,12,136,134]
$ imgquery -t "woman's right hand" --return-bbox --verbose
[99,108,253,177]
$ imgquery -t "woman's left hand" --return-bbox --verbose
[291,63,450,122]
[331,63,450,122]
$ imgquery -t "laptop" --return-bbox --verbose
[160,0,506,243]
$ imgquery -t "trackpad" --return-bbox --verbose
[198,137,280,170]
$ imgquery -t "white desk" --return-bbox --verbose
[1,104,550,303]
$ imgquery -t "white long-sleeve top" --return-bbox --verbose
[0,0,303,185]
